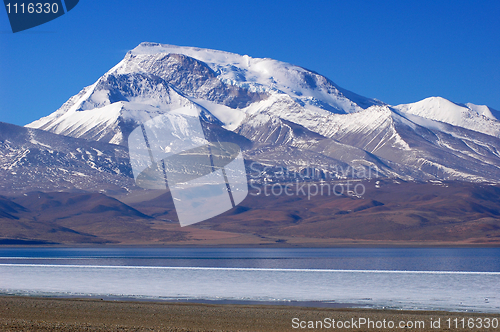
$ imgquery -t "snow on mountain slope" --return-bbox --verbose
[262,93,500,182]
[465,102,498,119]
[24,42,500,184]
[127,42,382,113]
[26,42,381,146]
[27,72,201,145]
[268,103,500,182]
[0,122,133,194]
[237,96,500,182]
[394,97,500,138]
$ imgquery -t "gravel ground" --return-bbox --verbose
[0,296,497,331]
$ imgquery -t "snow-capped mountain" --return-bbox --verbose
[394,97,500,138]
[24,42,500,184]
[0,121,133,194]
[27,43,381,145]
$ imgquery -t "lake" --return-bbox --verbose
[0,247,499,312]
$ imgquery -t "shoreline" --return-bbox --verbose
[1,242,500,248]
[1,296,498,331]
[2,293,497,313]
[2,293,362,309]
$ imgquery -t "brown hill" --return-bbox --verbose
[0,180,499,246]
[196,180,500,245]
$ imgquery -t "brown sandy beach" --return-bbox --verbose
[0,296,498,331]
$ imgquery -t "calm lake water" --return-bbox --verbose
[0,247,499,312]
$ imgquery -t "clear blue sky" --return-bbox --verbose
[1,0,499,126]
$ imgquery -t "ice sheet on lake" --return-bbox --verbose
[1,264,499,313]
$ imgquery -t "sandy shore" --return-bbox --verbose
[0,296,498,331]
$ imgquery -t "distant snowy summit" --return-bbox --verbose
[27,42,381,145]
[395,96,500,138]
[25,42,500,183]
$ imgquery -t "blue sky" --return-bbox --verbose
[0,0,499,126]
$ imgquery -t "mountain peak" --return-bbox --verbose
[394,96,500,137]
[397,96,498,121]
[131,42,239,59]
[21,43,500,184]
[127,42,379,113]
[464,102,498,120]
[26,43,381,146]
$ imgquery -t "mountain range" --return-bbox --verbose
[25,42,500,184]
[1,42,499,245]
